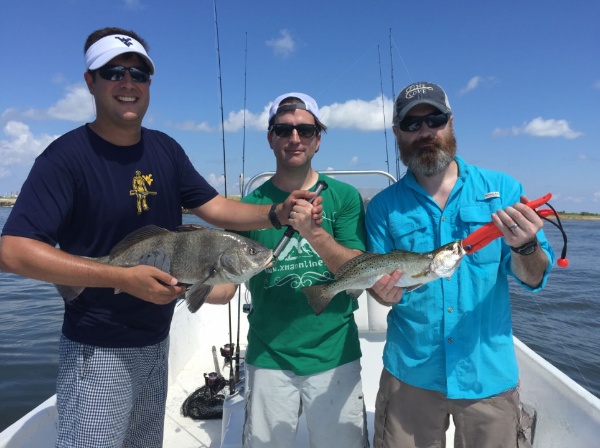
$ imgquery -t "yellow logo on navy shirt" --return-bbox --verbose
[129,170,157,214]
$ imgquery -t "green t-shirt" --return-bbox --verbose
[239,174,366,375]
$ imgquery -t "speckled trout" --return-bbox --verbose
[302,240,466,315]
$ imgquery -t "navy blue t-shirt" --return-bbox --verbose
[2,125,218,347]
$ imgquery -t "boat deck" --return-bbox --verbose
[162,292,453,447]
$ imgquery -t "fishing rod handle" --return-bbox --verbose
[272,180,329,259]
[309,180,328,203]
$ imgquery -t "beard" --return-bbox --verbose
[398,126,458,177]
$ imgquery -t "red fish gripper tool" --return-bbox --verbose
[461,193,568,268]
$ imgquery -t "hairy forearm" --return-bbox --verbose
[205,284,238,305]
[0,235,125,288]
[191,196,273,230]
[302,228,362,274]
[511,249,548,288]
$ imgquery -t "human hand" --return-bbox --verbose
[288,199,318,237]
[491,195,543,248]
[369,269,404,306]
[117,264,186,305]
[280,190,323,226]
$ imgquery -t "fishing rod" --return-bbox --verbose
[212,0,235,394]
[213,0,228,199]
[389,28,401,181]
[234,31,249,387]
[377,45,391,176]
[240,32,248,196]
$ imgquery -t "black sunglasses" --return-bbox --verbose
[269,123,319,138]
[398,113,451,132]
[96,65,151,83]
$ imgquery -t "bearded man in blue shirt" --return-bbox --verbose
[366,81,555,448]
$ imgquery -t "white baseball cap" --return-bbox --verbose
[268,92,320,122]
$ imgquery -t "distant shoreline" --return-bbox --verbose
[1,197,599,220]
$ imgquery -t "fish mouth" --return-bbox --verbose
[261,251,275,269]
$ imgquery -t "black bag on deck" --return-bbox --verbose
[181,372,227,420]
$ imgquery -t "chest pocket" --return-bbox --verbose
[388,213,431,253]
[459,203,502,265]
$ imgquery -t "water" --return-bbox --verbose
[1,207,599,432]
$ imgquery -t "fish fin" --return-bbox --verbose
[55,284,85,302]
[347,289,364,300]
[336,252,381,278]
[302,284,334,316]
[185,283,213,313]
[404,283,424,293]
[109,225,171,257]
[138,249,171,274]
[177,224,209,232]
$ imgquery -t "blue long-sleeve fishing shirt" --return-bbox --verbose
[366,156,555,399]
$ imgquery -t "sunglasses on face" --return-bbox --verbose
[269,123,319,138]
[398,113,451,132]
[97,65,151,83]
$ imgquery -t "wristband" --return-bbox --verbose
[269,203,282,229]
[510,239,538,256]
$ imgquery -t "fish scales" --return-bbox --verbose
[55,225,273,313]
[302,241,465,315]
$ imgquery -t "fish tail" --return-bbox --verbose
[302,284,335,316]
[55,284,85,302]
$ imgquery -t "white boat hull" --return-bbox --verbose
[2,289,600,447]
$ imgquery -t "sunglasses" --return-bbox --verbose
[269,123,319,138]
[97,65,151,83]
[398,113,451,132]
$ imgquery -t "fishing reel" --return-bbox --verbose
[220,343,234,364]
[203,371,226,397]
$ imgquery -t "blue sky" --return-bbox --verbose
[1,0,599,212]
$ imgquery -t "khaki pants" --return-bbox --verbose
[373,368,521,448]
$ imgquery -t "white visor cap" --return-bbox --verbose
[85,34,155,74]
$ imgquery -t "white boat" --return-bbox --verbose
[2,171,600,447]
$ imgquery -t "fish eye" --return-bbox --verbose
[249,248,256,255]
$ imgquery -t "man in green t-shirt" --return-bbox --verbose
[238,92,369,448]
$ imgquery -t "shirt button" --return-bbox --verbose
[448,338,454,343]
[448,307,453,313]
[442,216,446,221]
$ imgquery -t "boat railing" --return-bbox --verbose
[242,170,397,197]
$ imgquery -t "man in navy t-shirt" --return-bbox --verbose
[0,27,320,448]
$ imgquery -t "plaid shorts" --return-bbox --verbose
[56,335,169,448]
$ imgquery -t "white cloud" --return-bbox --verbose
[171,120,213,132]
[47,84,95,121]
[0,121,59,175]
[266,30,296,58]
[124,0,144,10]
[205,172,226,190]
[593,80,600,90]
[459,76,497,95]
[321,96,394,131]
[593,192,600,202]
[350,156,359,166]
[492,117,583,139]
[171,106,269,133]
[223,108,268,132]
[17,84,94,122]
